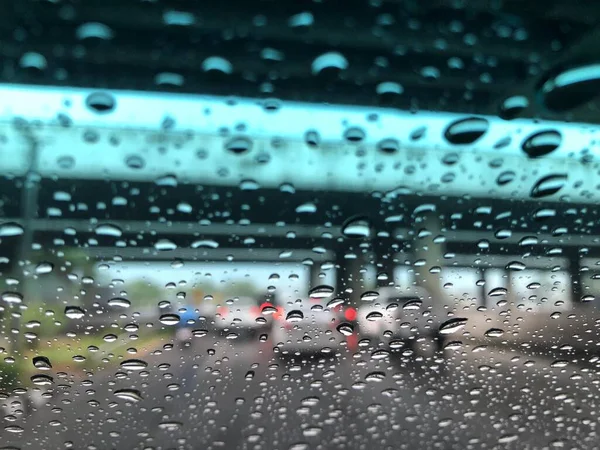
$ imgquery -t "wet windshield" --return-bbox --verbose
[2,1,600,449]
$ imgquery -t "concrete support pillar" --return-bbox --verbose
[373,239,396,288]
[484,268,509,308]
[336,247,366,306]
[412,213,445,318]
[567,249,583,304]
[309,262,322,290]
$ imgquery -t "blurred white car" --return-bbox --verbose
[213,296,275,338]
[357,286,441,352]
[272,303,343,356]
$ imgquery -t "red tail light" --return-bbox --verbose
[217,306,229,317]
[250,306,260,317]
[274,306,284,320]
[344,307,357,321]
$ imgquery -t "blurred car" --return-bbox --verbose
[272,302,345,357]
[173,306,198,347]
[357,286,441,354]
[213,296,276,339]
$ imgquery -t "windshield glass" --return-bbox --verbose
[1,1,600,449]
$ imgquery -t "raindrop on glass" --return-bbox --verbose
[439,318,468,335]
[530,174,567,198]
[65,306,85,319]
[521,130,561,158]
[444,117,489,145]
[341,216,371,239]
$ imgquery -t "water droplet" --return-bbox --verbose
[85,92,116,114]
[343,127,366,143]
[95,223,123,237]
[301,396,319,406]
[402,299,422,310]
[125,154,145,169]
[530,174,567,198]
[76,22,114,41]
[389,340,405,349]
[336,323,354,336]
[366,311,383,321]
[494,229,512,239]
[155,72,185,87]
[488,287,508,296]
[296,202,316,214]
[191,239,219,249]
[439,318,468,335]
[521,130,561,158]
[361,291,379,302]
[326,298,344,309]
[114,388,143,402]
[498,434,519,444]
[376,138,400,154]
[289,443,309,450]
[31,374,53,386]
[420,66,440,81]
[410,126,426,141]
[289,11,314,28]
[540,64,600,112]
[311,52,348,75]
[5,425,24,433]
[33,356,52,370]
[444,117,489,145]
[225,136,252,154]
[341,216,371,239]
[286,310,304,322]
[159,314,180,326]
[304,130,320,148]
[202,56,233,74]
[120,359,148,371]
[496,170,516,186]
[108,297,131,308]
[155,173,178,187]
[506,261,526,271]
[444,341,463,350]
[365,371,386,382]
[302,427,322,437]
[371,349,390,360]
[308,285,334,298]
[57,155,75,169]
[123,323,139,332]
[240,179,260,190]
[550,360,568,368]
[261,304,278,315]
[0,222,24,237]
[34,262,54,274]
[376,81,403,97]
[485,328,504,338]
[103,334,118,343]
[494,136,512,149]
[158,421,183,431]
[519,236,538,246]
[442,152,460,165]
[154,239,177,251]
[65,306,85,319]
[1,292,23,304]
[499,95,529,120]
